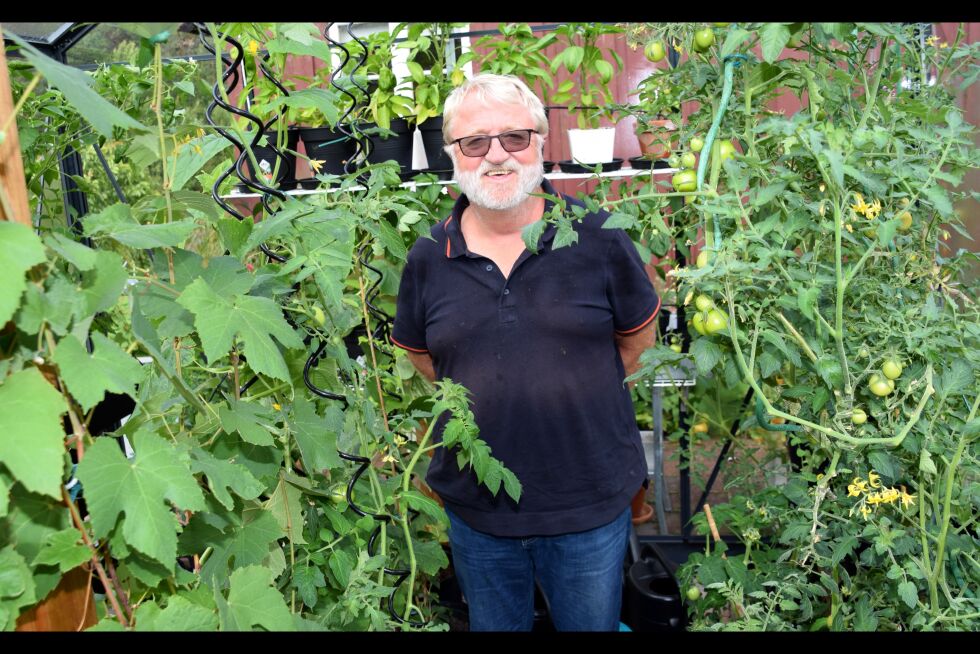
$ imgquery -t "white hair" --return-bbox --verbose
[442,73,549,144]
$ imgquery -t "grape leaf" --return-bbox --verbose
[180,507,284,586]
[79,250,128,320]
[290,397,342,473]
[0,546,37,631]
[75,428,206,569]
[44,233,97,271]
[31,528,90,573]
[53,332,143,412]
[0,222,46,326]
[218,401,275,447]
[16,275,79,336]
[168,134,232,192]
[176,277,303,384]
[217,565,294,631]
[134,594,218,631]
[0,368,67,499]
[188,447,263,511]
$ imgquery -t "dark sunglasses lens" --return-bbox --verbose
[499,131,531,151]
[459,136,491,156]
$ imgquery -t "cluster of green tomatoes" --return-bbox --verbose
[689,294,728,337]
[851,357,904,425]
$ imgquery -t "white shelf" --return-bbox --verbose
[219,166,677,199]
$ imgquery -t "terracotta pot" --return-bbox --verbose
[630,484,654,525]
[636,119,677,160]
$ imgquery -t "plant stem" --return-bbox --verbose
[774,311,818,363]
[0,72,42,135]
[63,489,129,628]
[355,260,390,435]
[831,199,852,397]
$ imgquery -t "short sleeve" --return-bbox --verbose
[391,252,429,352]
[606,229,661,334]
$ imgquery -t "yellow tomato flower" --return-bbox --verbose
[845,222,854,233]
[939,42,949,49]
[868,470,881,488]
[851,193,870,216]
[272,403,281,411]
[309,158,324,174]
[866,491,882,505]
[394,435,408,447]
[248,41,259,56]
[859,504,872,519]
[866,199,882,220]
[382,453,397,464]
[899,486,916,509]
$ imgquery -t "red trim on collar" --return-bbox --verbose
[444,215,454,258]
[615,296,662,335]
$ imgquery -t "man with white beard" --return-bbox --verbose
[391,74,659,631]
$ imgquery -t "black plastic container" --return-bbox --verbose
[299,126,357,176]
[365,117,415,170]
[243,127,299,190]
[418,115,453,171]
[622,543,686,632]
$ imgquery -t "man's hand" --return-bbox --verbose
[615,321,657,385]
[406,351,437,382]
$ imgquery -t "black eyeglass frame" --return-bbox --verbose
[448,129,539,157]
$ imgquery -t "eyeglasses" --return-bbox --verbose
[449,129,538,157]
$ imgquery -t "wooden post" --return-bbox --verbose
[0,25,32,225]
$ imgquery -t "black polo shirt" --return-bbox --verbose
[391,179,660,537]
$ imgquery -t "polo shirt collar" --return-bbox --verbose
[444,177,561,259]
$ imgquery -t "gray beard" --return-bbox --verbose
[453,157,544,211]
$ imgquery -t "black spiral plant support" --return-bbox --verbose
[321,23,422,628]
[194,22,425,627]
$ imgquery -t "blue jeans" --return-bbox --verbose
[444,506,631,631]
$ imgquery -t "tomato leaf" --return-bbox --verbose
[759,23,792,64]
[521,219,547,254]
[291,563,326,609]
[897,580,919,609]
[691,338,723,375]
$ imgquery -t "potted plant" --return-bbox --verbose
[357,26,417,171]
[549,23,624,165]
[399,22,472,173]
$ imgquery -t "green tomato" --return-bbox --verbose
[897,211,913,232]
[680,152,697,169]
[858,346,870,359]
[645,41,666,62]
[704,308,728,335]
[686,586,701,601]
[670,344,683,354]
[695,295,714,312]
[667,154,681,169]
[882,359,903,380]
[696,251,709,268]
[713,139,736,161]
[690,136,704,152]
[691,312,708,336]
[851,408,867,425]
[869,374,895,397]
[312,306,326,327]
[672,169,697,192]
[693,29,715,52]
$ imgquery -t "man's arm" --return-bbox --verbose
[615,321,657,385]
[406,351,437,382]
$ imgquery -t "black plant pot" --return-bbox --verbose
[418,115,453,171]
[243,127,299,190]
[365,117,415,171]
[622,543,686,632]
[299,126,357,176]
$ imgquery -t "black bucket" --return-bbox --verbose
[299,126,357,176]
[623,543,686,632]
[243,127,299,190]
[365,117,415,170]
[418,115,453,171]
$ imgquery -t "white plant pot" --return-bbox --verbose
[567,127,616,164]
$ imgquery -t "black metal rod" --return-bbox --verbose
[92,142,127,204]
[693,387,754,513]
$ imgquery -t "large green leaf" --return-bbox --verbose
[0,485,70,601]
[263,473,307,544]
[291,563,326,609]
[168,134,232,192]
[31,528,90,573]
[5,32,148,138]
[0,222,46,326]
[290,397,342,474]
[218,401,276,447]
[0,368,67,499]
[82,203,198,249]
[217,565,294,631]
[133,594,218,631]
[759,23,791,63]
[75,428,206,569]
[53,332,143,413]
[176,277,303,384]
[79,250,129,320]
[15,275,80,337]
[179,507,284,586]
[0,546,37,631]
